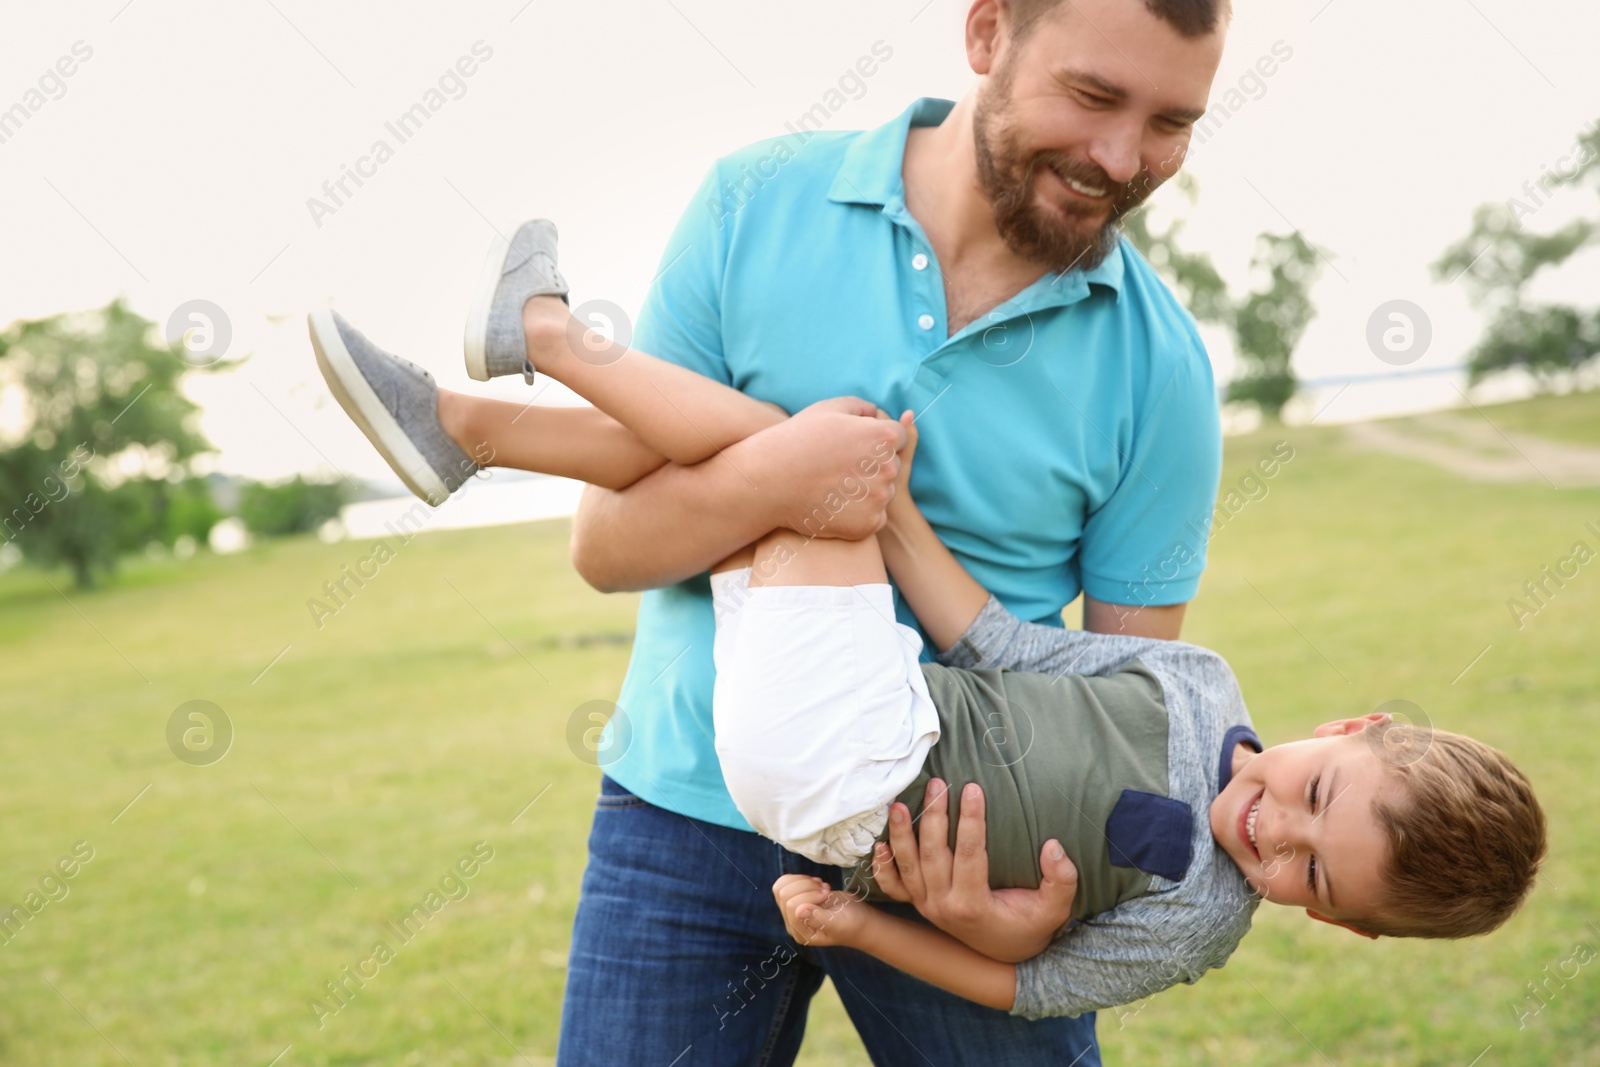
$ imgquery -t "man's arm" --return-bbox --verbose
[571,398,907,593]
[1083,596,1187,640]
[570,448,782,594]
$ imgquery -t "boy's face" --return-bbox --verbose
[1209,714,1398,927]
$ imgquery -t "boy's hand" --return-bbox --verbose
[876,409,919,520]
[757,398,906,540]
[773,874,870,948]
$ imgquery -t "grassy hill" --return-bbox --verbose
[2,393,1597,1065]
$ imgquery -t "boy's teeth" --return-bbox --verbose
[1246,798,1260,851]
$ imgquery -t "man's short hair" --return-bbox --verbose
[1003,0,1231,42]
[1359,726,1546,939]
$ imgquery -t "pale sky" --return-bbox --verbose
[2,0,1596,483]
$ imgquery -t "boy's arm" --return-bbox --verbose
[874,414,991,652]
[877,415,1153,677]
[773,875,1017,1011]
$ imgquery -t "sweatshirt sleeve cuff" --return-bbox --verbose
[935,595,1018,670]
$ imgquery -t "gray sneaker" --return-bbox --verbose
[463,218,569,384]
[308,308,479,507]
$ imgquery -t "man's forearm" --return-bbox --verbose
[569,443,780,593]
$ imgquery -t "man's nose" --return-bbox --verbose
[1087,118,1143,185]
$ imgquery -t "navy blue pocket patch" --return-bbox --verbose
[1105,789,1194,882]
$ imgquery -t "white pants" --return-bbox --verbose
[711,566,941,867]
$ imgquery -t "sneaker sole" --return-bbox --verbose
[463,227,513,382]
[308,308,451,506]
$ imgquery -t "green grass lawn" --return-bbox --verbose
[2,392,1598,1065]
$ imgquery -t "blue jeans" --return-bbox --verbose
[556,775,1101,1066]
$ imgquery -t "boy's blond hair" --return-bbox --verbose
[1357,725,1546,939]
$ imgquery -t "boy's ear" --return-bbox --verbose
[1312,712,1391,739]
[1307,909,1379,939]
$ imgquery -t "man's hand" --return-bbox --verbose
[773,874,872,948]
[873,779,1079,964]
[749,397,907,541]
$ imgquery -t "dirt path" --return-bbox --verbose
[1343,412,1600,487]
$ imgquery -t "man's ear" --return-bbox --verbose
[965,0,1005,77]
[1312,712,1391,740]
[1307,909,1379,939]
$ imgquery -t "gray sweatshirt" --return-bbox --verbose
[935,596,1262,1020]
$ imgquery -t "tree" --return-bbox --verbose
[0,301,223,587]
[1227,232,1324,418]
[238,475,351,538]
[1124,175,1326,419]
[1433,118,1600,385]
[1123,173,1233,327]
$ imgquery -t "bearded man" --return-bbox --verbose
[546,1,1232,1061]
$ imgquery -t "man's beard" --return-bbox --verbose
[972,78,1161,273]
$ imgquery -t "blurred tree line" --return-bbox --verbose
[1433,120,1600,384]
[1124,173,1324,419]
[1129,115,1599,416]
[0,301,350,588]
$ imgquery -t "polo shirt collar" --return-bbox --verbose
[826,97,1126,299]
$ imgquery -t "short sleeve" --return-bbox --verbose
[629,163,734,384]
[1078,330,1220,608]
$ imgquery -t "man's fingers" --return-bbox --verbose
[885,802,926,899]
[917,778,953,889]
[950,782,992,898]
[1035,839,1080,920]
[871,842,912,901]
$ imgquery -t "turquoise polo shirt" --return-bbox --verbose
[599,98,1222,829]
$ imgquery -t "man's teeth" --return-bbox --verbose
[1246,798,1261,852]
[1058,170,1106,197]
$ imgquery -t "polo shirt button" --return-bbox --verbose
[917,313,935,331]
[912,253,929,271]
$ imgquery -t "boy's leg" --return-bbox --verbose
[729,527,888,589]
[311,309,687,503]
[435,389,666,490]
[523,296,787,468]
[710,526,937,868]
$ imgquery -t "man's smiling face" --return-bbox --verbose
[971,0,1225,271]
[1210,715,1400,927]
